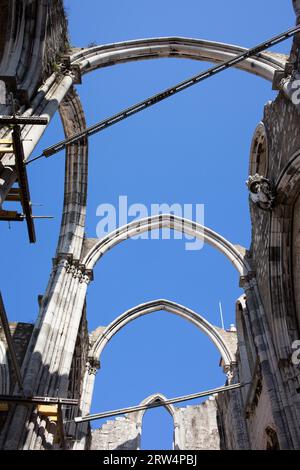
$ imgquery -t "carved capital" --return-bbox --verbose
[239,271,256,288]
[224,363,237,383]
[53,254,73,271]
[67,264,77,275]
[56,258,71,271]
[54,256,93,283]
[78,266,93,284]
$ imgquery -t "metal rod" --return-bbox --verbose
[0,116,48,126]
[0,395,79,405]
[0,292,24,393]
[219,301,225,330]
[73,382,244,423]
[31,24,300,162]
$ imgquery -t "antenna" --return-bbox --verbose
[219,301,225,330]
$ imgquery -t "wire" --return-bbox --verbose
[27,24,300,164]
[26,154,44,165]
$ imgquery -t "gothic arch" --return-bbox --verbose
[71,37,285,82]
[276,149,300,202]
[0,35,287,205]
[73,298,236,450]
[55,38,285,261]
[89,299,236,369]
[57,87,88,259]
[135,393,178,429]
[135,393,178,450]
[82,214,251,277]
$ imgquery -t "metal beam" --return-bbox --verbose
[0,116,48,126]
[5,188,22,202]
[30,24,300,162]
[0,99,51,241]
[73,382,244,423]
[0,210,53,221]
[12,125,36,243]
[0,209,24,221]
[0,395,79,406]
[0,292,24,393]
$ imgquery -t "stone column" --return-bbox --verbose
[0,258,91,449]
[73,358,100,450]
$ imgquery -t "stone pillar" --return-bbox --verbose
[293,0,300,24]
[0,258,91,449]
[73,358,100,450]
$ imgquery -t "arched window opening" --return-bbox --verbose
[249,122,269,177]
[240,311,256,376]
[141,405,174,450]
[265,426,280,450]
[236,299,257,378]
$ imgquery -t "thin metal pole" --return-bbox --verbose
[0,116,48,126]
[73,382,244,423]
[0,395,79,405]
[0,291,24,393]
[219,301,225,329]
[29,24,300,163]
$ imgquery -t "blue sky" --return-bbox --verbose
[0,1,295,449]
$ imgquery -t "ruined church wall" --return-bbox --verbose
[176,398,220,450]
[90,397,221,450]
[0,322,33,393]
[0,322,33,434]
[246,377,276,449]
[250,93,300,325]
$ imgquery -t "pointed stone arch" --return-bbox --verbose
[136,393,177,450]
[82,214,251,278]
[71,37,285,82]
[135,393,178,429]
[89,299,236,370]
[73,299,237,450]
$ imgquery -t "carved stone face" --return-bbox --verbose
[247,174,275,210]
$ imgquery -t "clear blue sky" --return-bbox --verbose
[1,1,295,449]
